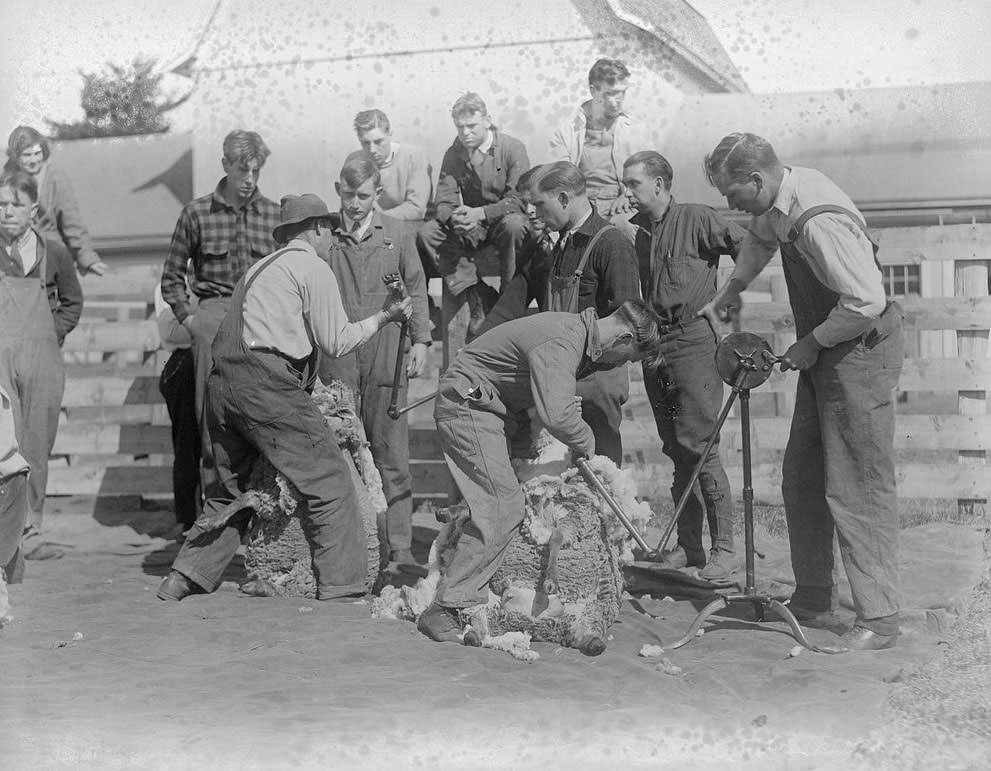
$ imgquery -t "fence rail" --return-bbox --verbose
[50,243,989,511]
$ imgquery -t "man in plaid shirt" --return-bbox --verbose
[160,130,280,495]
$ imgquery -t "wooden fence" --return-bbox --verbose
[50,224,989,516]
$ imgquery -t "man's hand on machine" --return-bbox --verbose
[779,333,823,371]
[381,295,413,324]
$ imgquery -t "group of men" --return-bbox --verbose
[0,57,904,654]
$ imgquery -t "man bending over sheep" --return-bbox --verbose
[417,300,663,642]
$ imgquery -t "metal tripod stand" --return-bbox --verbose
[662,332,846,654]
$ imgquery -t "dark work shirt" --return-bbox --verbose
[630,199,745,326]
[550,210,641,316]
[434,129,529,225]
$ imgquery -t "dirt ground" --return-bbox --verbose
[1,503,988,771]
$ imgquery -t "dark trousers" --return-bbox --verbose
[576,365,629,467]
[172,351,367,599]
[645,319,734,559]
[188,296,231,496]
[159,348,201,529]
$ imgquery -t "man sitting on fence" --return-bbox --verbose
[417,93,530,343]
[700,132,904,651]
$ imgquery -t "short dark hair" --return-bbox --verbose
[222,130,271,167]
[340,155,381,188]
[451,92,488,119]
[624,151,674,191]
[531,161,586,197]
[0,170,39,203]
[353,109,391,135]
[703,132,780,186]
[515,165,543,194]
[588,58,630,88]
[5,126,50,173]
[613,299,664,370]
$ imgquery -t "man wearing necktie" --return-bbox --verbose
[321,156,431,567]
[0,171,82,571]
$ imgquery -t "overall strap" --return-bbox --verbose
[786,205,880,267]
[573,224,617,278]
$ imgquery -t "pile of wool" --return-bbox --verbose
[372,446,653,658]
[198,380,384,598]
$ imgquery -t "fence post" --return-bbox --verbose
[954,256,989,517]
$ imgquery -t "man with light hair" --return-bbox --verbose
[550,59,642,243]
[480,160,641,465]
[160,129,280,495]
[418,93,530,334]
[699,132,904,651]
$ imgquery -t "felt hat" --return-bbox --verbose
[272,193,332,243]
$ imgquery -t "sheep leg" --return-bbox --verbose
[542,527,564,595]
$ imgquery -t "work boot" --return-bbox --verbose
[157,570,205,602]
[417,602,467,643]
[836,624,898,651]
[655,545,705,570]
[784,602,847,635]
[699,548,740,581]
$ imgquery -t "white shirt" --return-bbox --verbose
[557,206,594,252]
[341,212,373,241]
[240,238,380,360]
[731,166,886,347]
[10,230,38,274]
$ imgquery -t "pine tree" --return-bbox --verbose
[47,57,190,140]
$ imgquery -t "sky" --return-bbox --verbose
[1,0,989,131]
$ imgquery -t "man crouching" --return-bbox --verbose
[417,300,662,642]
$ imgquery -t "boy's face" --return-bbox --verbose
[336,176,380,223]
[0,185,37,242]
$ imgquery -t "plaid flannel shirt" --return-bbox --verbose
[161,178,280,323]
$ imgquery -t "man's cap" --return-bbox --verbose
[273,193,332,242]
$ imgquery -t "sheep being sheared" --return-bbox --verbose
[196,380,384,598]
[372,424,653,658]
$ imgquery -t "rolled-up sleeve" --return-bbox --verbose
[303,260,380,357]
[800,213,886,347]
[730,217,779,288]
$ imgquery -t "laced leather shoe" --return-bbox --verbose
[699,548,740,581]
[417,602,467,643]
[156,570,204,602]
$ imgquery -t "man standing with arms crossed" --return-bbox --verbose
[700,132,904,650]
[322,156,431,567]
[160,130,280,494]
[622,151,745,581]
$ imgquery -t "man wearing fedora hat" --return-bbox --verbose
[157,193,412,602]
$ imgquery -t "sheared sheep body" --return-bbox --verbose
[373,429,653,657]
